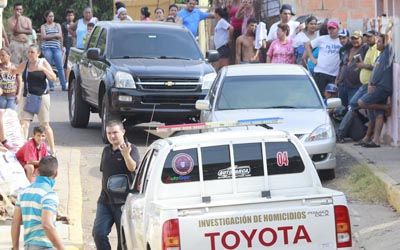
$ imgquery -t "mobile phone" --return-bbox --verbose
[354,54,362,62]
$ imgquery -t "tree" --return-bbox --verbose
[4,0,113,30]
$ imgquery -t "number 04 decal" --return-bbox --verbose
[276,151,289,167]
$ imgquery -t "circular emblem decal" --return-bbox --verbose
[172,153,194,175]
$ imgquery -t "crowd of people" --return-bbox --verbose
[206,1,394,148]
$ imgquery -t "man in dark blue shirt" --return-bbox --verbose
[178,0,214,37]
[358,28,394,147]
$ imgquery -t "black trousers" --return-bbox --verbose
[313,72,336,96]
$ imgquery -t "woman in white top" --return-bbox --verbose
[294,15,319,66]
[214,7,233,70]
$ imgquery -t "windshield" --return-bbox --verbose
[216,75,323,110]
[110,28,203,60]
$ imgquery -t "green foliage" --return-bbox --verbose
[343,165,387,203]
[3,0,113,30]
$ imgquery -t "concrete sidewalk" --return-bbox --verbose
[338,143,400,212]
[0,147,83,249]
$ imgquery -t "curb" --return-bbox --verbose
[337,144,400,212]
[67,148,83,249]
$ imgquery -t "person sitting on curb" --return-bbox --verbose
[324,83,338,104]
[357,19,394,148]
[11,156,64,250]
[15,126,49,182]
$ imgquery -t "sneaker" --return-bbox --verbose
[337,137,345,143]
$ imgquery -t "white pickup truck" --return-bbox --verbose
[120,128,352,250]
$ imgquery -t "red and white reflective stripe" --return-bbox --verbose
[334,205,352,248]
[156,117,283,133]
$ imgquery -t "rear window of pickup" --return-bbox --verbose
[161,141,305,184]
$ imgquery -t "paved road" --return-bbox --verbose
[46,91,400,249]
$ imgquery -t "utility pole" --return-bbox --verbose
[89,0,93,8]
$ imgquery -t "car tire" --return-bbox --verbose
[69,78,90,128]
[101,94,121,143]
[319,169,335,180]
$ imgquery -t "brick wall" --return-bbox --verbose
[292,0,376,29]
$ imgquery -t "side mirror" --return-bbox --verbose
[206,50,219,63]
[106,174,130,204]
[196,99,211,111]
[87,48,101,60]
[326,98,342,109]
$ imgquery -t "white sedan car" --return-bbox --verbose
[196,64,341,179]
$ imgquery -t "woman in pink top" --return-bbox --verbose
[267,23,295,64]
[227,0,242,34]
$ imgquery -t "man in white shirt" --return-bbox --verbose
[267,4,300,41]
[306,20,342,95]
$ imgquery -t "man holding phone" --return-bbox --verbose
[92,120,140,250]
[334,30,368,107]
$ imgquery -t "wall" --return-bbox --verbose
[291,0,375,29]
[382,0,400,145]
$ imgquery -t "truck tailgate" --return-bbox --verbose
[179,203,337,250]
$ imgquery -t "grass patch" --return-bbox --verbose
[342,165,387,203]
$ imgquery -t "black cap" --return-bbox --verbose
[280,4,295,15]
[364,30,379,36]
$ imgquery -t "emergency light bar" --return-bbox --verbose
[156,117,284,133]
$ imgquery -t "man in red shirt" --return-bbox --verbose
[16,126,48,182]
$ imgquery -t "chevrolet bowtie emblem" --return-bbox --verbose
[165,81,175,87]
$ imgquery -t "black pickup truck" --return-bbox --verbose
[67,21,218,141]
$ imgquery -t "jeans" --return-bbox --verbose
[349,84,368,110]
[42,47,67,90]
[338,85,359,108]
[92,201,123,250]
[0,96,16,110]
[337,109,353,139]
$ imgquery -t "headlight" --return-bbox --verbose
[115,71,136,89]
[201,72,217,90]
[305,124,334,142]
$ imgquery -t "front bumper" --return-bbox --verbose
[302,135,337,170]
[110,87,208,119]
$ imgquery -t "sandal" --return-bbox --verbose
[354,140,368,146]
[362,141,380,148]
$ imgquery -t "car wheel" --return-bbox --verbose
[319,169,335,180]
[101,94,121,143]
[69,78,90,128]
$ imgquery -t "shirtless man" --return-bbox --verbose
[235,18,257,64]
[7,3,32,64]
